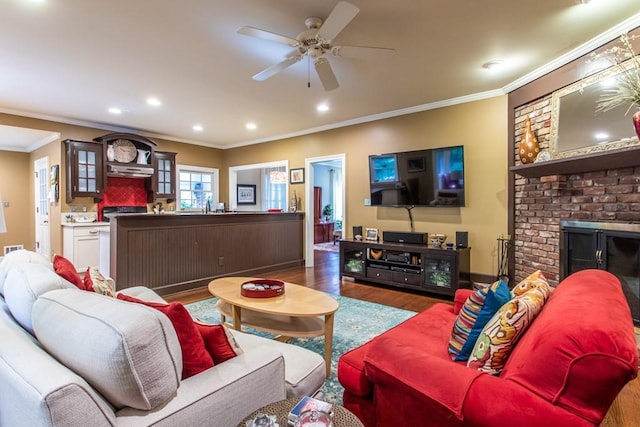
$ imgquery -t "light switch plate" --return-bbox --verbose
[3,201,8,208]
[364,198,371,206]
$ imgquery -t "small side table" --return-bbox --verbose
[239,397,363,427]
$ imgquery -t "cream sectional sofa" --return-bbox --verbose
[0,251,326,427]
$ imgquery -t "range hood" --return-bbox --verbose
[107,164,155,178]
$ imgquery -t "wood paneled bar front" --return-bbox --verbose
[109,212,304,295]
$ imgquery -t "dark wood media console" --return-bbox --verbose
[339,239,471,296]
[109,212,304,295]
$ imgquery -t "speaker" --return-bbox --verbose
[456,231,469,248]
[382,231,428,245]
[353,226,363,239]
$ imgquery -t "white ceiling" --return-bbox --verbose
[1,0,639,152]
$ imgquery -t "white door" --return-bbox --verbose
[34,157,50,258]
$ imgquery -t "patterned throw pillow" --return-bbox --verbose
[448,279,510,361]
[467,278,551,375]
[510,270,550,298]
[83,267,116,297]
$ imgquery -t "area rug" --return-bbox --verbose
[185,295,415,404]
[314,241,339,252]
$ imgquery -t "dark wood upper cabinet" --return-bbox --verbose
[64,140,105,203]
[151,151,176,201]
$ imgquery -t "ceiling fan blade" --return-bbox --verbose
[316,1,360,42]
[314,58,339,91]
[252,55,303,81]
[237,26,299,47]
[332,45,396,60]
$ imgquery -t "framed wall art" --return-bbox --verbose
[290,168,304,184]
[237,184,256,205]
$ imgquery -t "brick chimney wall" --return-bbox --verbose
[513,97,640,286]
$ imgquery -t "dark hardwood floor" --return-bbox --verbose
[165,250,639,427]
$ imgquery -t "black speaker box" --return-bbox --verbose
[383,231,428,245]
[456,231,469,248]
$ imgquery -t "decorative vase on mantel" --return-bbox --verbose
[633,110,640,141]
[518,116,540,164]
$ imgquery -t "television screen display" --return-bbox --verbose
[369,145,465,207]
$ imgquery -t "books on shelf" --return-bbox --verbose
[288,396,332,426]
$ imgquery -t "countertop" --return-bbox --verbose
[61,222,109,227]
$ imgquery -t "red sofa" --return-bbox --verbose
[338,270,638,427]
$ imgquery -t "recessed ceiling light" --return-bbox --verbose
[317,103,330,113]
[594,132,609,141]
[575,0,593,5]
[246,122,257,130]
[192,124,203,132]
[482,60,504,72]
[146,97,162,107]
[108,107,122,115]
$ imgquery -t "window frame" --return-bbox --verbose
[176,164,219,212]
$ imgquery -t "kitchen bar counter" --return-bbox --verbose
[108,212,304,295]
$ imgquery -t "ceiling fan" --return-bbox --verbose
[238,1,395,91]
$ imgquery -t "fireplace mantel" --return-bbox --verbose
[510,145,640,178]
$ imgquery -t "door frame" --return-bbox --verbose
[34,156,51,258]
[304,153,346,267]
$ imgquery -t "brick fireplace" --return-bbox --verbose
[512,98,640,287]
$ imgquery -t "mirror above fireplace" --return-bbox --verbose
[550,57,640,160]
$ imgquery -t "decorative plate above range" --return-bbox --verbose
[112,139,137,163]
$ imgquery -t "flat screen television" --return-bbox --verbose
[369,145,465,207]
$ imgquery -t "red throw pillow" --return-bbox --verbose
[194,321,241,364]
[53,254,86,290]
[117,294,213,379]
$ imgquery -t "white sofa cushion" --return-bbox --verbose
[0,249,53,297]
[4,263,75,334]
[230,329,325,398]
[32,289,182,411]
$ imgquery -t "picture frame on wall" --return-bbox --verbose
[50,164,59,202]
[290,168,304,184]
[237,184,256,205]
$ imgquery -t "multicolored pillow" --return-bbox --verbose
[510,270,550,298]
[83,267,116,297]
[467,280,551,375]
[448,279,510,361]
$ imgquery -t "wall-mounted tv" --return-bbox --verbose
[369,145,465,207]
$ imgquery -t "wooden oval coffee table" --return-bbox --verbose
[208,277,339,377]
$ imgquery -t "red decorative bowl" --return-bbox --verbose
[240,279,285,298]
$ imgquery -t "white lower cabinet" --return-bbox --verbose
[62,224,110,272]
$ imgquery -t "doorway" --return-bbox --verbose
[304,154,345,267]
[34,157,50,258]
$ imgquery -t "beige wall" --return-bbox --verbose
[0,96,508,276]
[223,96,509,277]
[0,150,31,252]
